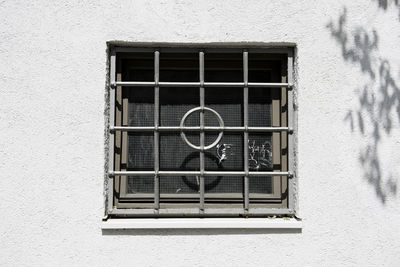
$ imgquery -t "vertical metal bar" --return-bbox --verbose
[272,80,282,198]
[279,56,288,205]
[199,51,205,213]
[114,62,123,200]
[107,48,116,213]
[118,56,129,198]
[287,49,295,213]
[120,88,129,195]
[243,51,249,212]
[154,51,160,211]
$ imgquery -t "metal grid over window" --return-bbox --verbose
[107,46,295,217]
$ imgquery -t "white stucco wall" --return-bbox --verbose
[1,0,400,266]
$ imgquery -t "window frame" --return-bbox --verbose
[106,45,296,218]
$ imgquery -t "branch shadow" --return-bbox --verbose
[327,8,399,203]
[371,0,400,20]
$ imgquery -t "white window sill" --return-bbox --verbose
[101,218,302,229]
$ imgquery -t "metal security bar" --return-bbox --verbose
[108,207,293,216]
[287,49,295,213]
[110,171,291,177]
[199,51,205,212]
[110,126,291,132]
[243,51,249,211]
[112,81,291,88]
[154,51,160,211]
[107,49,116,213]
[108,47,295,217]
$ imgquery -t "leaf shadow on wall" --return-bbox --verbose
[372,0,400,20]
[326,8,399,203]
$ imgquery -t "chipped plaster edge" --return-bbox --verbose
[103,44,111,219]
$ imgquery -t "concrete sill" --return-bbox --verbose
[101,218,302,229]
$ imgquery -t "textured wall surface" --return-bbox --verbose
[1,0,400,266]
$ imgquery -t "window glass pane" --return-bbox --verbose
[160,176,200,194]
[160,53,198,82]
[248,133,273,171]
[205,87,243,127]
[248,53,282,82]
[205,53,242,82]
[248,87,272,127]
[127,133,154,170]
[127,176,154,194]
[249,177,273,194]
[126,87,154,126]
[160,133,199,170]
[126,132,154,194]
[121,52,154,82]
[160,87,199,126]
[205,176,243,193]
[205,132,243,171]
[248,133,274,195]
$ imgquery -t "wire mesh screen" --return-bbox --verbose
[250,177,272,194]
[127,87,154,126]
[248,133,273,171]
[160,133,199,170]
[127,133,154,194]
[160,87,199,126]
[127,176,154,194]
[205,132,243,171]
[160,176,200,194]
[248,132,273,194]
[205,87,243,126]
[249,88,272,127]
[127,133,154,170]
[205,176,243,194]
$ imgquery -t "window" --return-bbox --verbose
[106,46,295,218]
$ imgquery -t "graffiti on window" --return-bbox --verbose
[215,140,272,170]
[248,140,272,170]
[216,143,234,164]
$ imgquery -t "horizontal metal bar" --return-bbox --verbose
[108,208,294,216]
[113,46,294,54]
[110,126,291,132]
[114,81,291,88]
[109,171,291,177]
[121,192,278,199]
